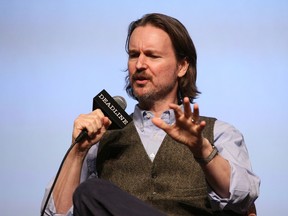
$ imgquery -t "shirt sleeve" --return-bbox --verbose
[41,144,99,216]
[208,120,260,213]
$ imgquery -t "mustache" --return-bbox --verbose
[131,71,152,81]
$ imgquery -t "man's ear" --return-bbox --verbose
[177,58,189,78]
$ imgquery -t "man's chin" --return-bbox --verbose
[134,90,153,101]
[133,88,149,97]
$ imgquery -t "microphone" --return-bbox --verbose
[75,89,132,143]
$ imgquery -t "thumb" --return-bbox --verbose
[152,117,169,130]
[102,116,112,129]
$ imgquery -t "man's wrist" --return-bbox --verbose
[194,145,218,165]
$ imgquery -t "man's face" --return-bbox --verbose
[128,25,187,104]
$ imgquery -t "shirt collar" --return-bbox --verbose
[133,104,176,131]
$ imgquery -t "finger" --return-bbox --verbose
[102,116,112,129]
[152,117,170,131]
[183,97,192,118]
[93,109,111,130]
[87,110,108,136]
[196,120,206,134]
[74,109,104,138]
[192,103,200,123]
[169,103,183,119]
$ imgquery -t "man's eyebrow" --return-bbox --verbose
[128,49,138,53]
[128,48,160,54]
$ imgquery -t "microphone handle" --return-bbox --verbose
[74,129,88,143]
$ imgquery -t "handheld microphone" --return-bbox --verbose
[40,89,132,216]
[75,89,132,143]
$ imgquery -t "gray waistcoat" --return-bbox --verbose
[96,116,242,216]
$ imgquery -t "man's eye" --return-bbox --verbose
[151,55,159,59]
[148,54,160,59]
[129,53,139,59]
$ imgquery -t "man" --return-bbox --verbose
[42,13,260,215]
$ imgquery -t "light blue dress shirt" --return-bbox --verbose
[42,105,260,215]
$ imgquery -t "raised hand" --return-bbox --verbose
[152,97,210,155]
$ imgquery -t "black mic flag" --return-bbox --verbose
[75,89,132,143]
[93,89,132,130]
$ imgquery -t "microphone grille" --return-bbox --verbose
[113,96,127,110]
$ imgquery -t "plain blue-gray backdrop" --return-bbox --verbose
[1,0,287,215]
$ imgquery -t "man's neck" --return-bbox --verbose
[138,98,177,117]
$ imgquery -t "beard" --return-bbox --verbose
[132,80,177,109]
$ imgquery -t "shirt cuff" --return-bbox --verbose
[208,161,259,213]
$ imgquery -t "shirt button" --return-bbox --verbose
[149,153,155,160]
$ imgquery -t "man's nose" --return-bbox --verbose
[136,54,147,70]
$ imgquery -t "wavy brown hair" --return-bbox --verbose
[125,13,200,104]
